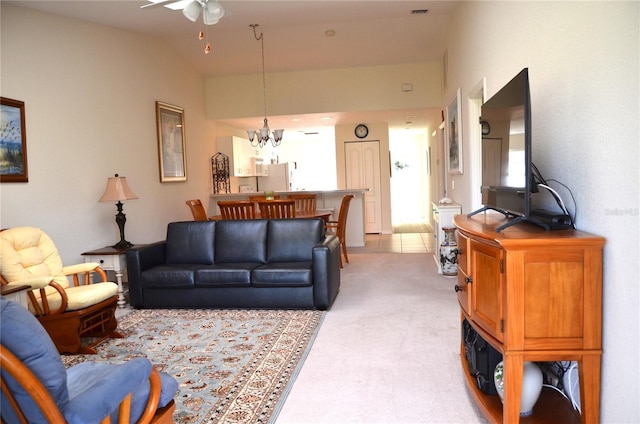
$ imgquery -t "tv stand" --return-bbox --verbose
[467,205,512,219]
[467,207,549,232]
[454,214,604,424]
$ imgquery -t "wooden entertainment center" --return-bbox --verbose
[454,213,605,424]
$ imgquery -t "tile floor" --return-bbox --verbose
[351,232,435,254]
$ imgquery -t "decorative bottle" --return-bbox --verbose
[439,227,458,276]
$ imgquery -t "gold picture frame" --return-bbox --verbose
[156,101,187,182]
[1,97,28,183]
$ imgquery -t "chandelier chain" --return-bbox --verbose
[247,24,283,148]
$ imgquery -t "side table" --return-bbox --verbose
[81,246,133,309]
[1,284,31,308]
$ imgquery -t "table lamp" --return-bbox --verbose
[99,174,138,249]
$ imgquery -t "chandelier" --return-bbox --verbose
[246,24,284,148]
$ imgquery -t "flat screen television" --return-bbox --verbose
[468,68,540,231]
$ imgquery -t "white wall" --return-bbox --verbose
[444,2,639,422]
[0,5,217,263]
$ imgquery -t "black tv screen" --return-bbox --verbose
[472,68,534,230]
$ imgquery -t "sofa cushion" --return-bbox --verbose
[139,265,197,288]
[215,220,268,264]
[165,221,215,265]
[194,264,260,287]
[252,262,313,287]
[267,219,324,263]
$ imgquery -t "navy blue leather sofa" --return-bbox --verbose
[126,218,341,310]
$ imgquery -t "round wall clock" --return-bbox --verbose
[355,124,369,139]
[481,120,491,136]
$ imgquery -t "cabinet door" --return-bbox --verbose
[471,240,504,342]
[456,231,471,315]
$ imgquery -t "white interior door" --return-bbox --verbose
[345,141,382,233]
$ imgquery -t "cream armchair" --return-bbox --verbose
[0,227,122,354]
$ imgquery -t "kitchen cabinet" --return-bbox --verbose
[217,136,268,177]
[431,201,461,273]
[454,213,604,424]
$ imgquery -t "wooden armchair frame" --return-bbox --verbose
[1,344,175,424]
[1,266,123,355]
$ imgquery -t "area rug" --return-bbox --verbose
[61,309,325,424]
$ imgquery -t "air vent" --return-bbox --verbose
[411,9,429,14]
[304,132,319,135]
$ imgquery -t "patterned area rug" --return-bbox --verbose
[61,309,325,424]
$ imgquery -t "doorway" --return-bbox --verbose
[389,132,430,233]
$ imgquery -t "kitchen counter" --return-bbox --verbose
[210,189,368,247]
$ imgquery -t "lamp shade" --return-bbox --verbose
[99,175,138,202]
[182,0,202,22]
[203,0,225,25]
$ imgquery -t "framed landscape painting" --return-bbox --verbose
[156,101,187,182]
[0,97,28,182]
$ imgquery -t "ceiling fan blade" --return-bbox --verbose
[140,0,179,9]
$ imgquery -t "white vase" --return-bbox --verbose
[493,361,543,417]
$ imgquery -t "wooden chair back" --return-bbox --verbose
[325,194,355,267]
[185,199,208,221]
[217,200,256,220]
[287,193,317,212]
[257,199,296,219]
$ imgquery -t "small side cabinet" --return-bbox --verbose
[454,213,605,424]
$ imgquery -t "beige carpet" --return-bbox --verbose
[276,252,488,423]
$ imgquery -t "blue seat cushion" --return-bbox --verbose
[0,297,69,424]
[252,262,314,287]
[65,359,178,424]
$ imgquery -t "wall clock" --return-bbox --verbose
[481,120,491,136]
[355,124,369,139]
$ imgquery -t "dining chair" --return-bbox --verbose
[325,194,355,268]
[287,193,317,212]
[249,194,280,210]
[185,199,209,221]
[257,199,296,219]
[217,200,256,220]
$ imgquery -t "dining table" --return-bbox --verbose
[209,209,332,223]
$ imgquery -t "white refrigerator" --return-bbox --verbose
[257,163,296,192]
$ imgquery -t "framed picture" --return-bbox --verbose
[0,97,28,183]
[446,88,463,174]
[156,101,187,182]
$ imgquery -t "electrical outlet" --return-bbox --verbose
[451,180,455,190]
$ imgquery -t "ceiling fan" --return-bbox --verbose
[141,0,225,25]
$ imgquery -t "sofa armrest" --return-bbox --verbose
[312,235,341,310]
[126,241,166,308]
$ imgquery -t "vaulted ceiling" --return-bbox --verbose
[6,1,458,133]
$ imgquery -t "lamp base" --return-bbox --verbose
[112,240,133,250]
